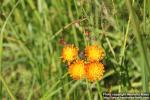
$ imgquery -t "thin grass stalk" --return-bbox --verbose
[50,18,87,41]
[120,0,135,65]
[0,74,16,100]
[143,0,146,33]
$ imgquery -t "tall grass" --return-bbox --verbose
[0,0,149,99]
[126,0,150,92]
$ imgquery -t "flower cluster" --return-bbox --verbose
[61,44,105,82]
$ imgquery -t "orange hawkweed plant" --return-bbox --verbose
[85,62,105,82]
[61,44,79,64]
[68,60,85,80]
[85,44,104,62]
[61,43,105,82]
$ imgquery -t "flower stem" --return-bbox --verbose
[86,80,92,100]
[96,81,103,100]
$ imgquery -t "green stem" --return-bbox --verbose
[143,0,146,33]
[86,80,92,100]
[96,81,103,100]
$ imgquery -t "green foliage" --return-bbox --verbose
[0,0,150,99]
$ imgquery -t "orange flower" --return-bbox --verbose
[85,62,105,82]
[68,60,85,80]
[61,44,78,64]
[85,44,104,62]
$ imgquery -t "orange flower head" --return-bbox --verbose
[61,45,78,64]
[85,44,104,62]
[85,62,105,82]
[68,60,85,80]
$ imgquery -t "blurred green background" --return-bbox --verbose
[0,0,150,100]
